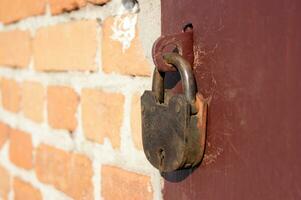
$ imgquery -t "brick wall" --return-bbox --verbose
[0,0,162,199]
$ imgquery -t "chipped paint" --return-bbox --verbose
[110,13,138,52]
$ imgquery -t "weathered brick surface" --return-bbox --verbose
[102,166,153,200]
[0,78,21,113]
[0,165,10,200]
[0,1,159,199]
[0,122,9,149]
[13,178,42,200]
[0,0,45,24]
[9,129,33,169]
[34,21,98,72]
[47,86,78,131]
[82,89,124,148]
[0,0,111,24]
[88,0,110,4]
[50,0,110,15]
[0,30,31,68]
[49,0,86,15]
[22,81,44,123]
[35,144,93,200]
[102,15,151,76]
[131,94,143,150]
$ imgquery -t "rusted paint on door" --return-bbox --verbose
[162,0,301,199]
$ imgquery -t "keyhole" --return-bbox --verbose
[158,148,165,171]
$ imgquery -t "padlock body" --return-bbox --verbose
[141,90,191,172]
[141,90,207,172]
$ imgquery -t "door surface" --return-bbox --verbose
[161,1,301,199]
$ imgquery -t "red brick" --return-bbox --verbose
[13,178,42,200]
[49,0,86,15]
[0,122,9,149]
[49,0,110,15]
[81,89,124,148]
[102,15,151,76]
[34,21,97,71]
[0,30,31,68]
[47,86,78,132]
[0,78,21,113]
[0,0,111,24]
[0,165,10,200]
[35,144,93,200]
[9,129,33,169]
[131,94,143,150]
[102,166,153,200]
[87,0,110,4]
[22,81,44,123]
[0,0,45,24]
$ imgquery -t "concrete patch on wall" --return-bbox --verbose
[110,14,138,52]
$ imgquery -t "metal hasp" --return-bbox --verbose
[152,28,194,72]
[141,31,207,173]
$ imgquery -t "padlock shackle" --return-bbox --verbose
[152,53,197,114]
[152,68,165,103]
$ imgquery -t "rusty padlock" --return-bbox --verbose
[141,52,207,173]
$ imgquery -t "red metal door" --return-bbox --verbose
[161,1,301,199]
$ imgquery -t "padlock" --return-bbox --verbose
[141,52,207,173]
